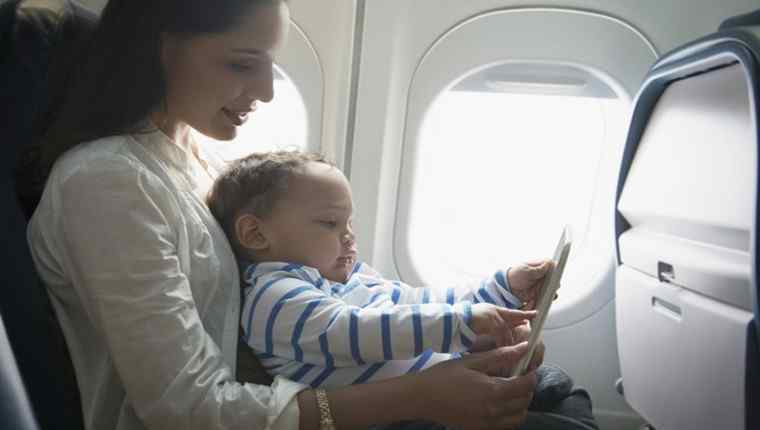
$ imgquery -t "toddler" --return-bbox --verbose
[207,151,547,388]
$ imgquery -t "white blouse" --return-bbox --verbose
[27,128,306,430]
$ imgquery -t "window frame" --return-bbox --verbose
[392,8,658,328]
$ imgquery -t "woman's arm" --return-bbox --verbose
[298,344,537,430]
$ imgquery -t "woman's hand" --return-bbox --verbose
[468,325,544,373]
[415,343,536,429]
[513,324,545,372]
[507,260,552,309]
[300,343,538,430]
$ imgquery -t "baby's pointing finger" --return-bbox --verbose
[498,308,536,324]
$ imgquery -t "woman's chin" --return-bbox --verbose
[205,126,237,141]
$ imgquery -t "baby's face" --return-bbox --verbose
[260,162,357,283]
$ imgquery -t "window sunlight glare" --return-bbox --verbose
[407,90,616,286]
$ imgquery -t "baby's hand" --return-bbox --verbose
[468,303,536,348]
[507,260,553,309]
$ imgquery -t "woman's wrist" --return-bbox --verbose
[297,374,430,429]
[297,389,319,430]
[314,388,336,429]
[396,372,429,420]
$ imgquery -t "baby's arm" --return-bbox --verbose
[353,262,522,310]
[242,271,478,367]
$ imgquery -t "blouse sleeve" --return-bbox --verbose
[55,155,306,430]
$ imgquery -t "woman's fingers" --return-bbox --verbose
[488,373,536,428]
[469,334,497,353]
[418,346,537,430]
[497,390,534,418]
[464,350,536,429]
[497,326,515,350]
[463,342,530,375]
[494,373,536,407]
[505,328,515,349]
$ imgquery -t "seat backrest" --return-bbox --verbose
[0,313,39,430]
[613,9,760,430]
[0,1,97,429]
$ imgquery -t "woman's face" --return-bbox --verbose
[160,1,290,140]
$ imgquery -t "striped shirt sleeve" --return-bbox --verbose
[390,268,523,309]
[242,269,476,367]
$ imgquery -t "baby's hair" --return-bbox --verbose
[207,150,333,250]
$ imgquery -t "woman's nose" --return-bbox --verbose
[245,68,274,103]
[257,77,274,103]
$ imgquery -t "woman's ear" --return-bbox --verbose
[235,214,269,251]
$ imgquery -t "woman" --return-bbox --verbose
[25,0,592,429]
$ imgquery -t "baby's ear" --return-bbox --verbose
[235,214,269,251]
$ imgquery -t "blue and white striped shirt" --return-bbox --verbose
[240,261,522,388]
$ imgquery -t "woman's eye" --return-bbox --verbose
[228,63,252,73]
[318,220,337,228]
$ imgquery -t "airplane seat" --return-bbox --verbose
[720,9,760,30]
[0,312,39,430]
[0,1,19,59]
[1,0,96,429]
[614,9,760,430]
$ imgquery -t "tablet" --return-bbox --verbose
[509,225,572,377]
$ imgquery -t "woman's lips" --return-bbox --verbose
[222,107,252,126]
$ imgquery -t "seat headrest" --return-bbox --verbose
[720,9,760,30]
[3,0,98,219]
[0,1,21,63]
[11,0,97,71]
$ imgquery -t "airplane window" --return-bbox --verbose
[405,66,624,287]
[194,65,309,161]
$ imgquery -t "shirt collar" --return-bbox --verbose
[241,261,325,287]
[130,122,199,174]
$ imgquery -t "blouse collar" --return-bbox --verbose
[130,122,199,174]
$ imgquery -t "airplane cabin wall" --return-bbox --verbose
[347,1,760,429]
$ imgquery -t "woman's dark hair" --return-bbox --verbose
[18,0,281,214]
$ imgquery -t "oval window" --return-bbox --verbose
[405,63,625,286]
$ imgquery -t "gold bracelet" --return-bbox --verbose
[314,388,336,430]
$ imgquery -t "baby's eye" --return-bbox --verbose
[318,220,337,229]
